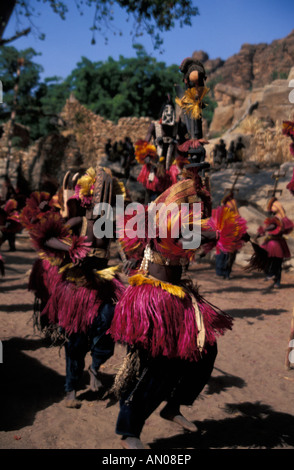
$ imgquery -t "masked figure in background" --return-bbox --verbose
[215,191,242,280]
[135,140,171,203]
[175,58,210,166]
[109,163,248,449]
[25,166,126,407]
[145,95,178,171]
[20,190,62,333]
[283,120,294,195]
[255,197,293,288]
[282,119,294,368]
[0,198,22,251]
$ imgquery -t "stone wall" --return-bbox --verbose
[59,94,152,169]
[0,95,153,190]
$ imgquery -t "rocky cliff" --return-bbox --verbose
[194,29,294,91]
[192,29,294,136]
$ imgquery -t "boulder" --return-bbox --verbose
[209,105,235,136]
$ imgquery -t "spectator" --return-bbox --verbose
[105,139,112,161]
[122,137,135,180]
[218,139,227,167]
[211,144,221,166]
[227,141,235,167]
[1,175,16,204]
[235,137,245,162]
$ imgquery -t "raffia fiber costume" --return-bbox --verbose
[257,197,293,287]
[135,140,171,203]
[109,166,247,447]
[215,191,242,279]
[23,167,125,403]
[283,120,294,368]
[0,198,22,251]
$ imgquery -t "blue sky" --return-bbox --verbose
[4,0,294,81]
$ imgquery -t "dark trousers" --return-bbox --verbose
[0,232,16,251]
[215,251,236,279]
[64,302,115,392]
[116,342,217,438]
[266,257,283,283]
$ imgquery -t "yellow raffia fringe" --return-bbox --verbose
[39,252,63,266]
[175,87,209,120]
[77,167,96,198]
[113,179,127,198]
[58,262,74,273]
[94,265,121,280]
[58,264,121,283]
[129,274,186,299]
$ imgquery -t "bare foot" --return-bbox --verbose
[169,414,198,432]
[121,437,145,449]
[88,366,103,392]
[160,409,197,432]
[64,390,81,409]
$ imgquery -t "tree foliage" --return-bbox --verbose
[68,44,180,121]
[0,45,71,140]
[0,44,184,141]
[1,0,198,49]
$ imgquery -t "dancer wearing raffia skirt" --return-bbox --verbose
[0,198,22,251]
[23,167,126,407]
[135,140,171,203]
[283,119,294,368]
[20,191,62,331]
[109,165,248,449]
[215,191,243,280]
[256,197,293,289]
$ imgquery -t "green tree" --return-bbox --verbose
[0,45,70,140]
[68,44,180,121]
[0,1,198,50]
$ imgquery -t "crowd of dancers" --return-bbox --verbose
[1,57,294,449]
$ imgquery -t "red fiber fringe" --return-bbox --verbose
[109,282,233,362]
[41,276,125,334]
[28,259,60,303]
[261,238,291,259]
[203,206,247,254]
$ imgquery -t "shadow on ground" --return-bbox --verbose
[0,337,65,432]
[150,401,294,449]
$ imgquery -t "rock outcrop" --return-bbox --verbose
[209,67,294,136]
[197,29,294,91]
[192,29,294,136]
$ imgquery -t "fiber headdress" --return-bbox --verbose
[20,191,52,229]
[134,139,157,164]
[118,166,211,269]
[267,197,286,219]
[72,165,125,211]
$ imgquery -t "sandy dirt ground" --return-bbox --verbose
[1,231,294,452]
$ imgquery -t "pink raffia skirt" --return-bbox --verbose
[261,237,291,259]
[41,275,125,335]
[28,258,60,303]
[109,278,233,362]
[32,260,126,335]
